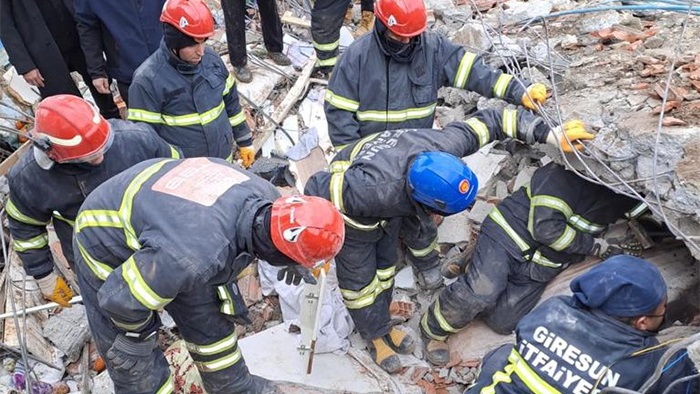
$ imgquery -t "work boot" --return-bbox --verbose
[368,337,402,373]
[422,334,450,367]
[387,327,416,354]
[344,5,354,25]
[312,66,333,80]
[234,66,253,83]
[354,11,375,37]
[268,52,291,66]
[245,375,282,394]
[415,266,444,290]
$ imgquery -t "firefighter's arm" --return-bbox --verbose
[5,191,54,278]
[324,54,362,151]
[221,69,253,156]
[528,188,595,255]
[440,38,529,105]
[127,79,166,132]
[439,107,550,158]
[135,124,182,159]
[97,245,197,335]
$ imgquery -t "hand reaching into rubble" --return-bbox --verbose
[239,146,256,168]
[521,83,547,110]
[35,272,73,307]
[547,120,595,152]
[592,235,643,258]
[277,265,318,286]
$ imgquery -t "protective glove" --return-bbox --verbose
[592,236,643,259]
[239,146,255,168]
[277,265,318,286]
[547,120,595,153]
[521,83,547,110]
[35,272,73,307]
[106,334,157,374]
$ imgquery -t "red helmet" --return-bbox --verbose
[270,195,345,268]
[160,0,215,39]
[33,95,111,165]
[375,0,427,38]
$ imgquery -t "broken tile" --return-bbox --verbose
[42,305,90,363]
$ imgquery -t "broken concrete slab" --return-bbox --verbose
[438,210,472,244]
[395,266,417,291]
[513,166,537,191]
[42,305,90,363]
[450,22,492,53]
[239,324,387,392]
[577,10,623,34]
[468,200,495,225]
[499,0,553,25]
[462,148,510,195]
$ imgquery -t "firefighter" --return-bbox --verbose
[420,162,648,366]
[73,157,345,394]
[128,0,255,167]
[468,255,698,393]
[311,0,351,73]
[324,0,548,290]
[5,95,181,307]
[325,0,548,150]
[304,107,594,373]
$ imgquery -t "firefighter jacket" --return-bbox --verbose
[324,29,530,149]
[304,107,550,229]
[73,157,280,335]
[472,295,697,393]
[6,121,181,279]
[488,162,646,269]
[128,40,251,160]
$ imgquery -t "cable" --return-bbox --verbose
[0,208,33,393]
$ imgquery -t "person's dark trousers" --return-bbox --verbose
[422,218,564,339]
[116,81,130,107]
[336,218,401,340]
[60,49,120,119]
[311,0,350,68]
[76,255,255,393]
[221,0,284,68]
[360,0,373,12]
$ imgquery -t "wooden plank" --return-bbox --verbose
[0,141,30,176]
[253,55,317,154]
[282,11,312,29]
[288,146,328,193]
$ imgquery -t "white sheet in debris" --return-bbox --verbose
[238,324,383,392]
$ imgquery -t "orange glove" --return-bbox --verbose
[547,120,595,152]
[36,272,73,307]
[521,83,547,110]
[239,146,255,168]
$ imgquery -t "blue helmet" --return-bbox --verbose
[407,151,478,215]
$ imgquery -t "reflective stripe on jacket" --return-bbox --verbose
[304,107,550,225]
[128,41,251,159]
[325,29,529,148]
[490,163,644,267]
[74,157,279,333]
[6,121,181,278]
[472,296,697,393]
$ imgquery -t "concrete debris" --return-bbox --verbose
[468,200,495,224]
[499,0,553,25]
[577,10,623,34]
[42,305,90,363]
[450,22,492,53]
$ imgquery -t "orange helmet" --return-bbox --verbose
[32,95,112,167]
[375,0,427,38]
[160,0,215,39]
[270,195,345,268]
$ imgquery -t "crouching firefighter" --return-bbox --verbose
[468,255,698,393]
[304,107,594,373]
[6,95,180,307]
[420,162,648,366]
[72,157,345,394]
